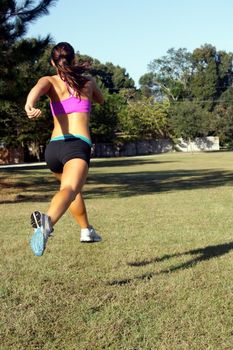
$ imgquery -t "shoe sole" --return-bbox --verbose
[80,238,102,243]
[30,227,45,256]
[31,211,42,228]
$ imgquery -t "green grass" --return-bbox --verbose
[1,152,233,350]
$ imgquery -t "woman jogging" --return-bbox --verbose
[25,42,104,256]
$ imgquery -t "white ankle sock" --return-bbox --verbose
[81,227,90,233]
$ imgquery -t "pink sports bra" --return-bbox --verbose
[50,82,91,117]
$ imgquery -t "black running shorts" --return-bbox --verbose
[45,138,91,173]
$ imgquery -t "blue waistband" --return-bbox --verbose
[50,134,92,146]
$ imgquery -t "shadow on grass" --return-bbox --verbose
[85,168,233,199]
[1,157,233,203]
[0,164,48,171]
[108,241,233,286]
[90,157,176,168]
[0,167,58,204]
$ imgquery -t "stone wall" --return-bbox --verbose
[92,137,219,158]
[175,136,219,152]
[0,137,220,164]
[92,139,173,158]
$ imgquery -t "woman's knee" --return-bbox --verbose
[60,160,88,194]
[60,186,78,202]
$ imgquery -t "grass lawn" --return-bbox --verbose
[0,152,233,350]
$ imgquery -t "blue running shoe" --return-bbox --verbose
[30,211,53,256]
[30,227,46,256]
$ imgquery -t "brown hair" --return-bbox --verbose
[51,42,89,95]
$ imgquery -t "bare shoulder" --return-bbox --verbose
[31,76,52,96]
[36,76,54,86]
[39,75,61,95]
[42,75,58,83]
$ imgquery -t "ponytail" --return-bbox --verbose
[51,42,90,96]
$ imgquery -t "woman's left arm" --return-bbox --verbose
[25,77,51,119]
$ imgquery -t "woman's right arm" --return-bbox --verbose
[25,77,51,119]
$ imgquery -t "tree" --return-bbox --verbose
[90,92,126,143]
[143,45,233,105]
[141,48,192,101]
[0,0,57,72]
[0,0,56,38]
[118,97,170,141]
[0,41,54,159]
[169,101,212,140]
[92,60,135,93]
[78,53,136,143]
[142,45,233,148]
[212,87,233,146]
[139,72,161,98]
[0,0,57,148]
[190,44,233,110]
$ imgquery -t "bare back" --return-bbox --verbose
[46,75,102,140]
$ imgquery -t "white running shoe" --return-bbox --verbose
[30,211,53,256]
[80,226,102,243]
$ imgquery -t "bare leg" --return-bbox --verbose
[47,158,88,226]
[53,173,90,229]
[69,193,90,228]
[51,164,101,242]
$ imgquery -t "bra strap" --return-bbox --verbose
[65,81,75,97]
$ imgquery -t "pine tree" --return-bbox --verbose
[0,0,57,148]
[0,0,57,43]
[0,0,57,96]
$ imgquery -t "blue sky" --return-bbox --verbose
[26,0,233,86]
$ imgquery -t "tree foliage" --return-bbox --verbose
[212,87,233,146]
[189,44,233,109]
[0,0,56,42]
[90,92,126,143]
[118,97,170,141]
[0,0,57,81]
[140,44,233,143]
[141,48,192,101]
[169,101,212,140]
[0,1,57,149]
[2,2,233,157]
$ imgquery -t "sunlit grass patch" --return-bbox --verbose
[1,152,233,349]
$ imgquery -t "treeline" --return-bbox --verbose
[1,1,233,158]
[140,47,233,148]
